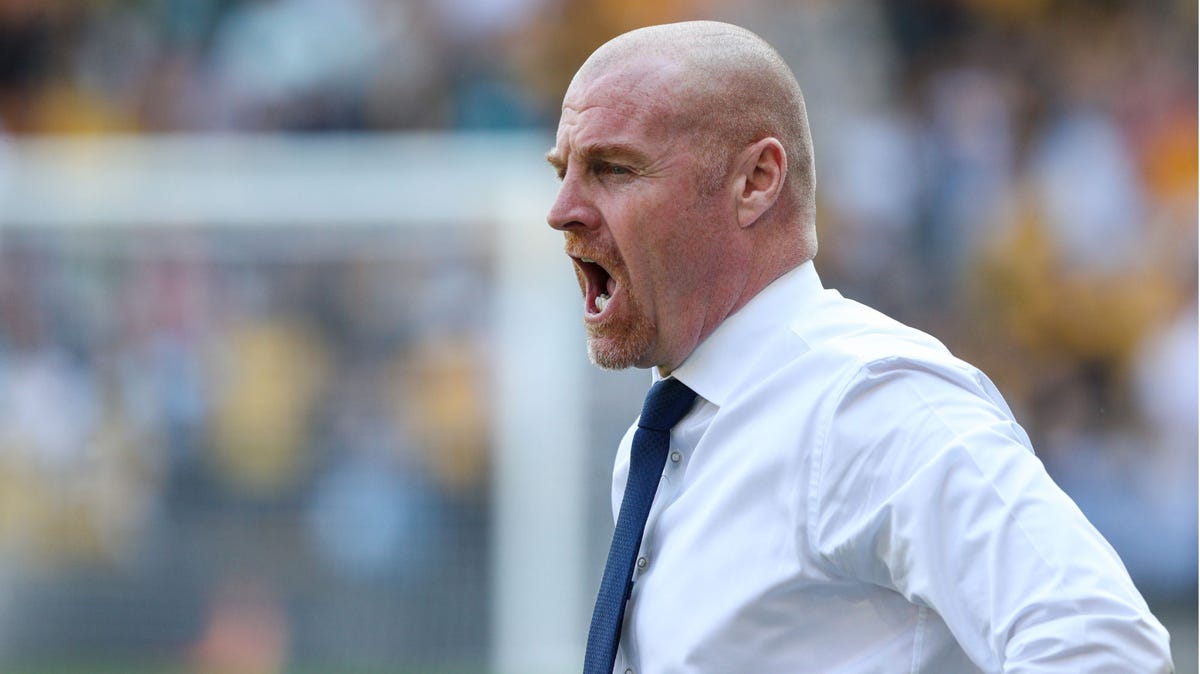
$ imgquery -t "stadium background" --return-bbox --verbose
[0,0,1195,672]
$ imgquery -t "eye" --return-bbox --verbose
[596,162,632,177]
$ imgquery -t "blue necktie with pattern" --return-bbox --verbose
[583,377,699,674]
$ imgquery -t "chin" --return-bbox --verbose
[587,342,638,371]
[586,333,655,371]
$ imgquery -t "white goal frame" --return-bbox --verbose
[0,132,588,674]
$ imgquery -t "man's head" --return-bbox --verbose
[546,21,816,374]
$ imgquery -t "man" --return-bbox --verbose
[545,20,1173,674]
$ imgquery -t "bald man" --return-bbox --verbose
[546,21,1172,674]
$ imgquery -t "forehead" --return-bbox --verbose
[567,54,678,110]
[553,57,685,149]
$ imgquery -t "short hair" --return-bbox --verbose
[579,22,816,231]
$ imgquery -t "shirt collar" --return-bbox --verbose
[654,261,826,407]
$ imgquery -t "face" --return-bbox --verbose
[546,58,737,373]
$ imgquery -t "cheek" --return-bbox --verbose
[660,197,729,276]
[631,222,710,317]
[609,184,728,297]
[605,193,658,258]
[614,200,677,283]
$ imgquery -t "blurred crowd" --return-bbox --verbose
[0,0,1195,670]
[0,229,495,667]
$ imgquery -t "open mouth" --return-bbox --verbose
[573,256,617,317]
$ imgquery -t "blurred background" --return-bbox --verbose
[0,0,1195,672]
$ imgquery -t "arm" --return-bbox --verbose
[810,356,1173,672]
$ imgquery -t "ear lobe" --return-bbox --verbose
[735,137,786,229]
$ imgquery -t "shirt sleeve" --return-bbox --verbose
[809,354,1174,673]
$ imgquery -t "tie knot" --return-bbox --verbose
[637,377,698,432]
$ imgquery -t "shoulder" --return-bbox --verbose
[769,290,984,403]
[783,294,1033,502]
[794,297,1024,453]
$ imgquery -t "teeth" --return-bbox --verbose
[581,257,596,263]
[595,293,610,312]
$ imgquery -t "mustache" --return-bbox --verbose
[563,235,621,271]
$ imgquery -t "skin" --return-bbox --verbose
[546,21,815,375]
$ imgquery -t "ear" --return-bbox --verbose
[732,137,786,229]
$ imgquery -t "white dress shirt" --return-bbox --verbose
[609,262,1172,673]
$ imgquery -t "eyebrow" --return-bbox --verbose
[545,142,651,173]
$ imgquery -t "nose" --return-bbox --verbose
[547,170,598,232]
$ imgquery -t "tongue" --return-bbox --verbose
[606,276,616,296]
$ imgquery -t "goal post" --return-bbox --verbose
[0,132,589,673]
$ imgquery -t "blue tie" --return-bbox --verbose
[583,377,699,674]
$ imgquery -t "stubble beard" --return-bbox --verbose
[585,295,656,370]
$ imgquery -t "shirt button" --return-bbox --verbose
[670,450,682,463]
[636,556,648,570]
[625,669,634,674]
